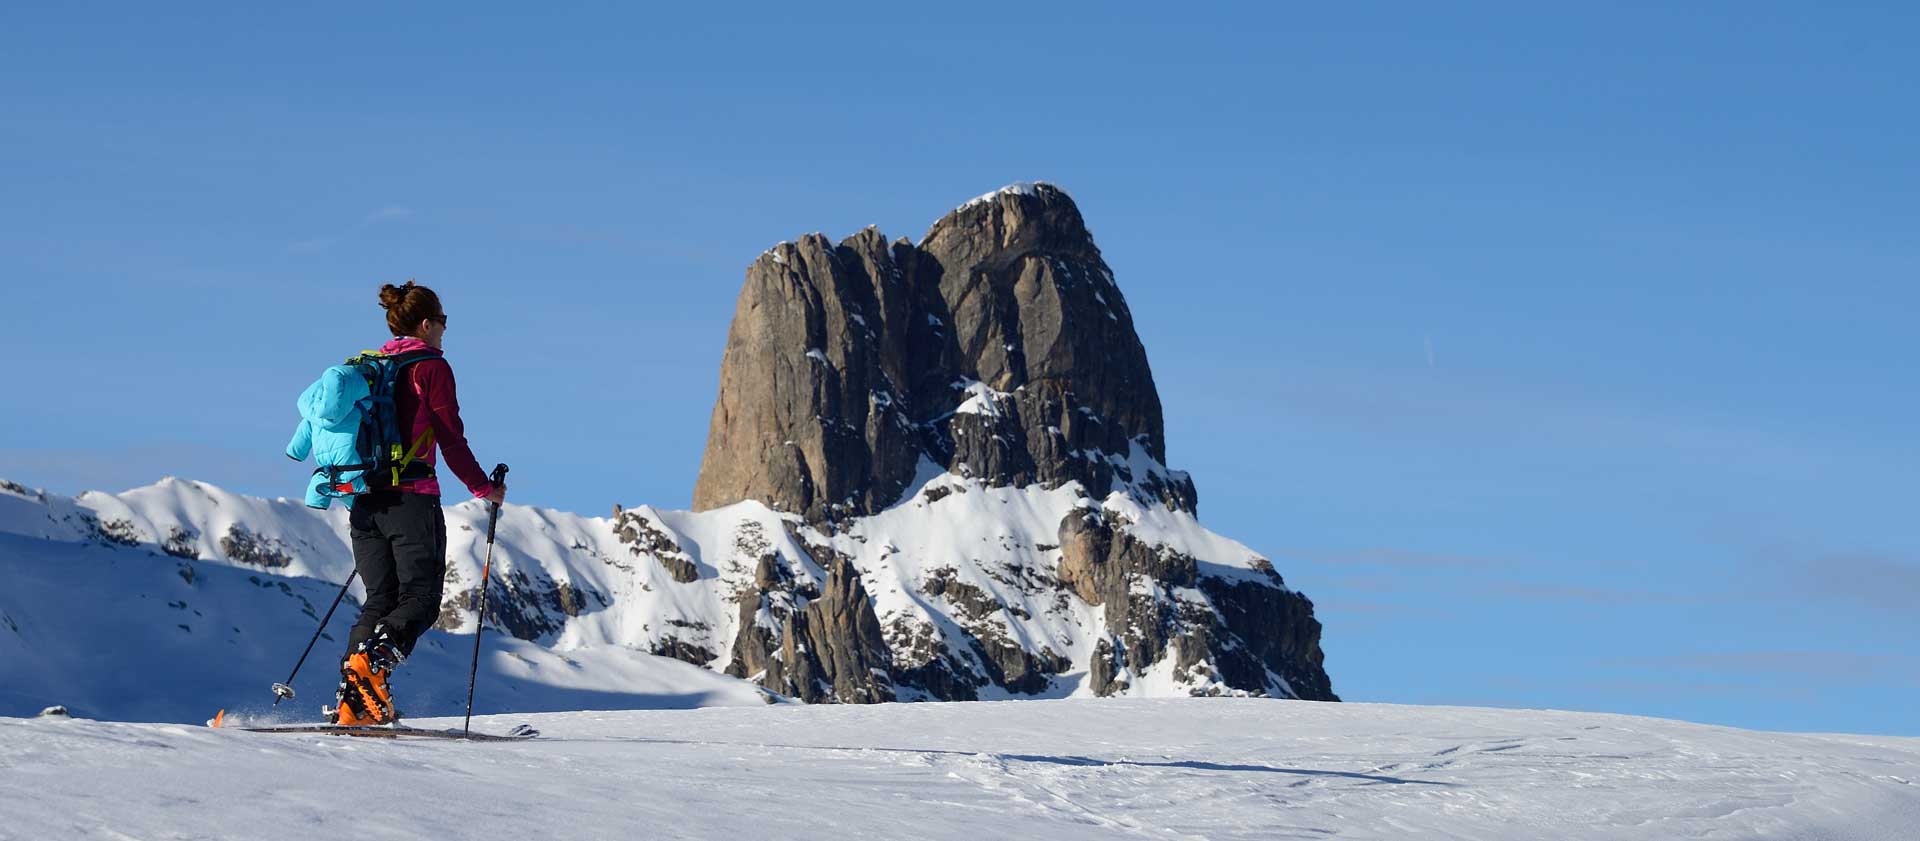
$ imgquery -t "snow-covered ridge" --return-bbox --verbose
[1,468,1298,712]
[0,475,807,668]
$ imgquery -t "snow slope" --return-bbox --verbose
[0,478,773,722]
[0,528,770,722]
[0,470,1305,721]
[4,699,1915,840]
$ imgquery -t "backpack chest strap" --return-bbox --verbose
[391,427,435,486]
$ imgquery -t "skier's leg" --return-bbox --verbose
[419,504,448,650]
[379,492,450,656]
[345,493,400,658]
[336,492,401,723]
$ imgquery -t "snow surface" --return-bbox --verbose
[4,699,1915,840]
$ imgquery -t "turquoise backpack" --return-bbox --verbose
[285,350,438,509]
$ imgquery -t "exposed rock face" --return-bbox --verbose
[436,565,610,645]
[694,183,1195,523]
[723,527,895,703]
[612,508,700,583]
[689,183,1334,703]
[219,525,293,568]
[1059,509,1331,699]
[691,229,921,524]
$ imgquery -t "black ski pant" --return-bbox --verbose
[344,490,447,661]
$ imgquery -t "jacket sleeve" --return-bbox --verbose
[413,359,495,499]
[287,418,314,461]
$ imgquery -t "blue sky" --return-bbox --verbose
[3,3,1915,735]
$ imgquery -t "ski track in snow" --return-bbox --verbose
[3,700,1916,841]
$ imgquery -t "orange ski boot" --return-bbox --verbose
[339,628,404,725]
[330,668,379,726]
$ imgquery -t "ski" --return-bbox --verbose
[235,723,539,742]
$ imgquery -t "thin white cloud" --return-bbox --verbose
[1792,551,1920,615]
[1723,536,1920,619]
[288,205,415,254]
[1276,546,1508,569]
[1216,363,1834,476]
[1485,581,1705,605]
[363,206,413,224]
[1599,650,1920,685]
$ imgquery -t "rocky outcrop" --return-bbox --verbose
[218,525,292,568]
[918,565,1072,695]
[437,565,611,644]
[1058,508,1330,699]
[612,507,700,583]
[693,183,1195,523]
[724,537,895,703]
[690,183,1335,702]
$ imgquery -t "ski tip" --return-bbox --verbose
[209,709,226,729]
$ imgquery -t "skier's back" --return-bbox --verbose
[331,281,504,725]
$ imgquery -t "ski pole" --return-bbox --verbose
[271,569,358,704]
[464,463,509,736]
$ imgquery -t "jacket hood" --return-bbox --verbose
[298,365,370,431]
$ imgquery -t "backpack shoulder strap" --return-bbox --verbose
[383,350,444,486]
[389,349,441,368]
[383,351,442,406]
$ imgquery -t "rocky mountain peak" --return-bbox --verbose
[694,182,1192,524]
[918,182,1096,259]
[684,184,1333,704]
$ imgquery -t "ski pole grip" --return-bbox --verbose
[486,463,509,542]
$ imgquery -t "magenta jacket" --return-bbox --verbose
[381,337,495,500]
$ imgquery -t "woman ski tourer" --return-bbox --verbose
[327,281,504,725]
